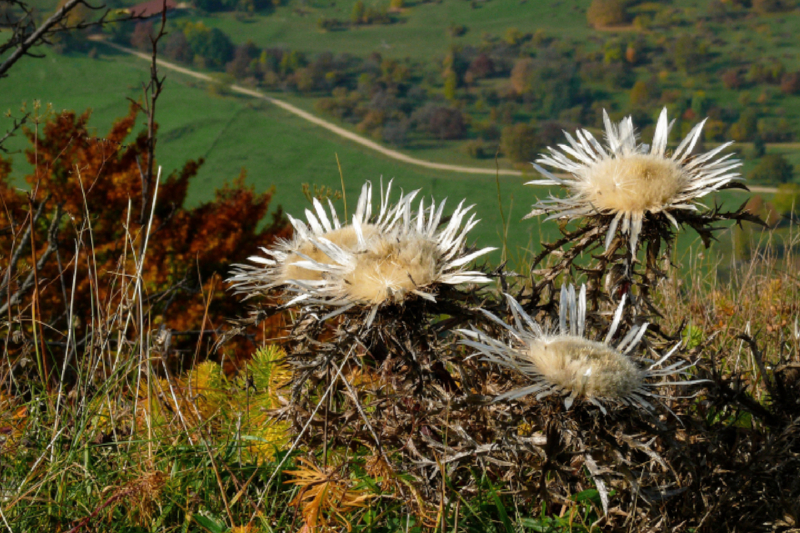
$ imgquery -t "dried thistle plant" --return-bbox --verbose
[524,108,762,314]
[459,284,705,414]
[215,107,795,532]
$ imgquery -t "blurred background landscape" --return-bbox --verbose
[4,0,800,268]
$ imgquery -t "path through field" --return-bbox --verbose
[100,39,777,194]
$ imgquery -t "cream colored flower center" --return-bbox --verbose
[342,235,440,304]
[283,224,379,282]
[527,336,644,399]
[582,154,688,214]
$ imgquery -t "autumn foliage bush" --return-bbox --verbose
[0,105,289,376]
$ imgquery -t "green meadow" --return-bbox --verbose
[0,51,535,258]
[2,49,762,271]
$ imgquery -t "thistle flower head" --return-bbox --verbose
[288,182,496,324]
[526,108,743,254]
[230,180,496,325]
[227,180,402,297]
[459,284,704,414]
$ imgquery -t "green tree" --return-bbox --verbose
[690,91,708,117]
[673,35,706,72]
[183,22,234,68]
[352,0,365,23]
[752,136,766,158]
[603,40,623,64]
[586,0,626,27]
[510,58,534,95]
[752,0,784,13]
[749,154,795,183]
[501,123,539,164]
[443,70,458,101]
[773,183,800,214]
[630,80,650,107]
[504,27,524,46]
[728,109,758,142]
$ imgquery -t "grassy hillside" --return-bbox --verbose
[2,48,765,271]
[0,51,542,259]
[196,0,595,61]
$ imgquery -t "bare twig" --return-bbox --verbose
[0,0,134,78]
[129,1,168,231]
[0,111,31,152]
[0,202,64,316]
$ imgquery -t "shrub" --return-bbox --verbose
[749,153,795,183]
[504,27,525,46]
[317,17,346,31]
[586,0,626,27]
[412,103,466,140]
[630,80,651,107]
[780,72,800,95]
[447,23,467,37]
[0,107,288,365]
[773,182,800,214]
[500,123,539,163]
[721,69,743,90]
[462,138,490,159]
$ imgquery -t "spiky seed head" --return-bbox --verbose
[526,107,744,254]
[286,186,496,325]
[227,180,400,298]
[458,284,705,414]
[342,235,440,305]
[582,154,687,214]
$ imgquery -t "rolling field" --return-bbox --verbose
[193,0,594,62]
[0,51,549,261]
[1,48,768,271]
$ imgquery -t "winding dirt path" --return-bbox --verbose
[102,40,524,176]
[100,39,779,193]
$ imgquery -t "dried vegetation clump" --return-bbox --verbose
[3,107,799,532]
[220,110,799,532]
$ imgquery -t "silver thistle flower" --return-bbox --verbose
[459,284,705,414]
[228,180,407,298]
[526,108,744,254]
[229,180,496,326]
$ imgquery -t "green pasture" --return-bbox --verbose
[0,51,548,260]
[1,51,767,271]
[177,0,595,62]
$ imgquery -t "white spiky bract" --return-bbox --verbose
[526,107,743,254]
[458,285,704,414]
[229,180,496,324]
[287,181,496,324]
[228,180,402,297]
